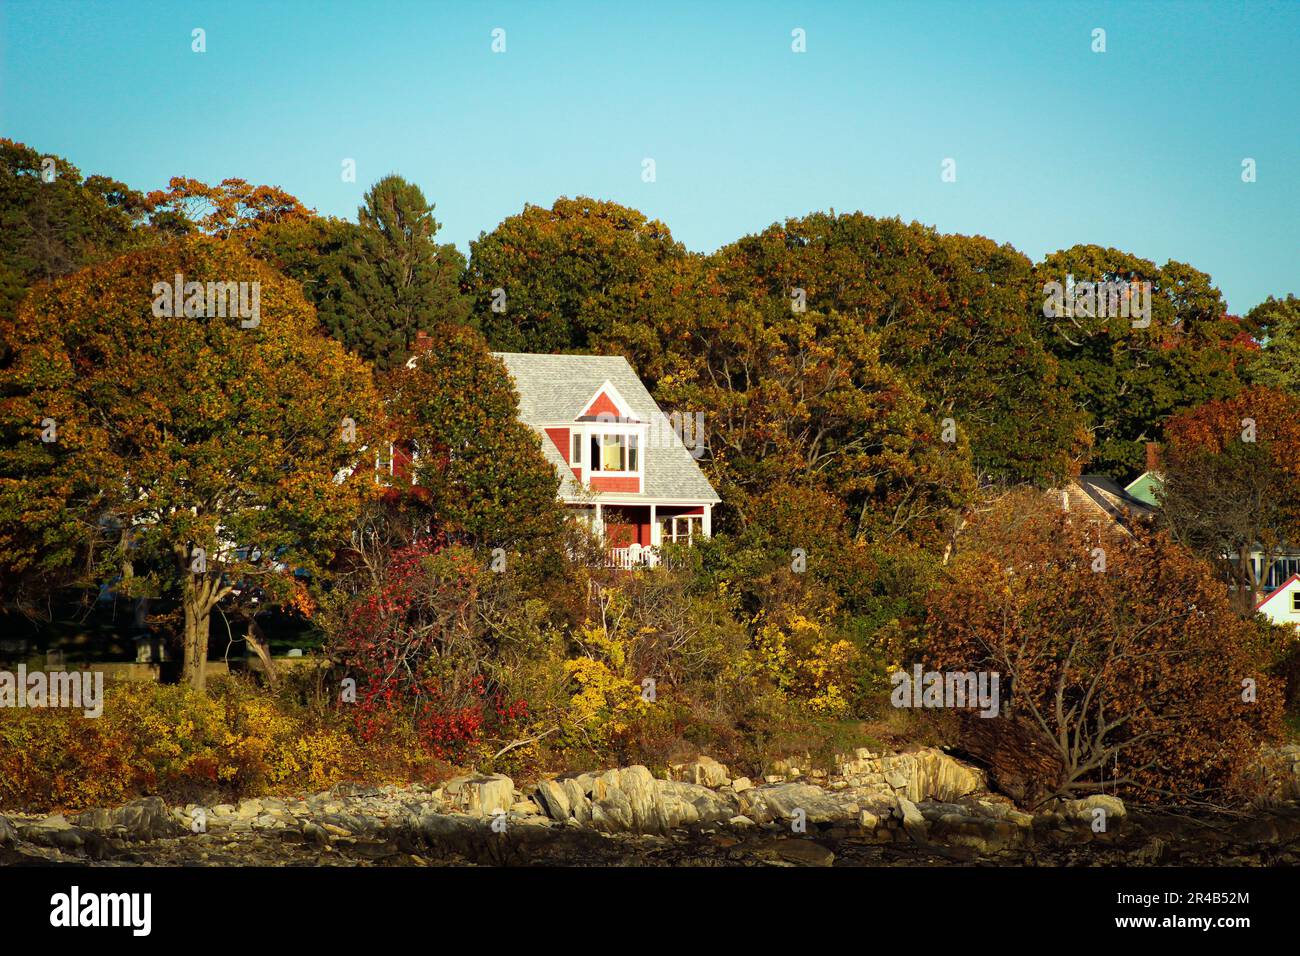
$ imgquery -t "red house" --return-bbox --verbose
[493,352,719,568]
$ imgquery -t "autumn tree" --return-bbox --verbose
[651,298,976,548]
[0,237,381,689]
[144,176,314,238]
[382,324,568,589]
[1248,294,1300,396]
[1035,245,1255,478]
[0,139,150,329]
[930,492,1283,805]
[465,197,692,358]
[709,213,1087,485]
[1159,386,1300,613]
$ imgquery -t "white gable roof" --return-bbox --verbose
[492,352,719,504]
[577,379,637,421]
[1256,574,1300,626]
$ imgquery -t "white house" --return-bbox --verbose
[1256,573,1300,630]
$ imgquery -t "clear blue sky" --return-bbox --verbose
[2,0,1296,312]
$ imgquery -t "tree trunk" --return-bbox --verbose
[181,573,212,692]
[245,616,276,691]
[951,711,1064,807]
[1237,544,1257,616]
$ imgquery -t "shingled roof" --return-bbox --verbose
[1057,474,1157,540]
[492,352,719,503]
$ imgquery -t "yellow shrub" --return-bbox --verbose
[0,676,360,813]
[754,612,860,718]
[562,656,650,752]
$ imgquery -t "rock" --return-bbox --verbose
[909,749,986,802]
[1062,794,1126,824]
[928,809,1022,855]
[583,765,672,832]
[751,782,857,824]
[444,773,514,816]
[18,815,95,852]
[75,797,182,840]
[731,777,753,793]
[776,840,835,866]
[330,782,380,798]
[848,748,986,803]
[883,767,910,789]
[617,766,658,830]
[670,756,730,789]
[591,769,635,831]
[0,814,16,847]
[895,796,928,840]
[418,811,479,842]
[534,779,572,821]
[652,781,702,829]
[859,810,880,830]
[1251,744,1300,803]
[654,780,736,829]
[564,779,592,825]
[728,815,755,828]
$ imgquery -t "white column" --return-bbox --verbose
[594,503,604,542]
[702,504,712,538]
[650,504,660,547]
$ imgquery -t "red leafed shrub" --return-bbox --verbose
[330,540,527,759]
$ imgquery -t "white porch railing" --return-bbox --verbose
[608,544,661,570]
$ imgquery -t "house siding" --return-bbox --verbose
[1258,575,1300,630]
[589,475,640,493]
[544,427,570,463]
[583,391,621,419]
[603,505,652,547]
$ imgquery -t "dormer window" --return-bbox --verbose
[590,433,638,473]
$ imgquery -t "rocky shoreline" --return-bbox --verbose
[5,747,1300,867]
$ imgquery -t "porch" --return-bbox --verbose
[570,502,712,568]
[609,543,661,570]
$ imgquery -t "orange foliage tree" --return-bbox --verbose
[145,177,314,239]
[929,492,1283,806]
[1160,386,1300,612]
[0,236,380,689]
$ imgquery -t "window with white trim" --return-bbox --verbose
[589,433,639,473]
[659,515,699,544]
